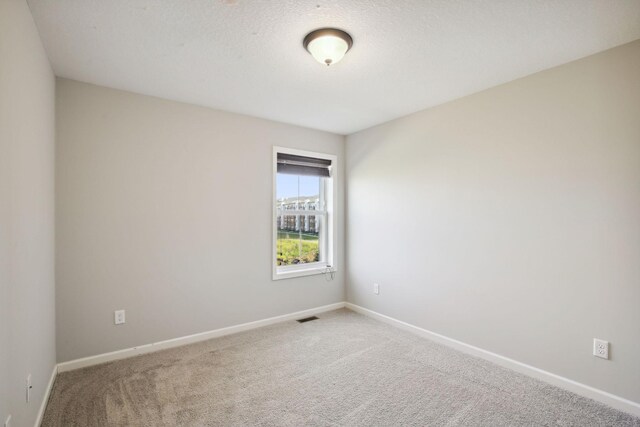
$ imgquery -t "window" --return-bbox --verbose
[273,147,336,280]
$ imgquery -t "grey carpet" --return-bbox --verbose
[42,309,639,426]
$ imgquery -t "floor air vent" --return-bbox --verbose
[297,316,319,323]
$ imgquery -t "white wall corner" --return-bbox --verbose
[34,364,58,427]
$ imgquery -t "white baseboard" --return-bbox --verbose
[57,302,346,373]
[35,364,57,427]
[345,303,640,417]
[47,301,640,418]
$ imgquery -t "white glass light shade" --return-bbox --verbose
[307,35,349,66]
[303,29,353,66]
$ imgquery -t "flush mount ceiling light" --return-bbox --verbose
[303,28,353,66]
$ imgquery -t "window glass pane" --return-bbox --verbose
[276,173,299,210]
[276,172,323,267]
[276,225,300,266]
[276,216,321,266]
[276,173,321,211]
[299,175,320,208]
[299,214,320,263]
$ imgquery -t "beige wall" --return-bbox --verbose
[346,40,640,402]
[55,79,345,362]
[0,0,57,425]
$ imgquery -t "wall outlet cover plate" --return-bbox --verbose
[593,338,609,359]
[114,309,126,325]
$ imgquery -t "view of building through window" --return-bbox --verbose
[276,173,322,266]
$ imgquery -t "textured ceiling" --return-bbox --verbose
[28,0,640,134]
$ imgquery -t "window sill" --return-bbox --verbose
[272,265,335,281]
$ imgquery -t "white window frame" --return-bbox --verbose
[272,146,337,280]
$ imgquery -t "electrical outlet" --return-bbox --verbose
[373,283,380,295]
[114,309,126,325]
[26,374,32,403]
[4,414,11,427]
[593,338,609,359]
